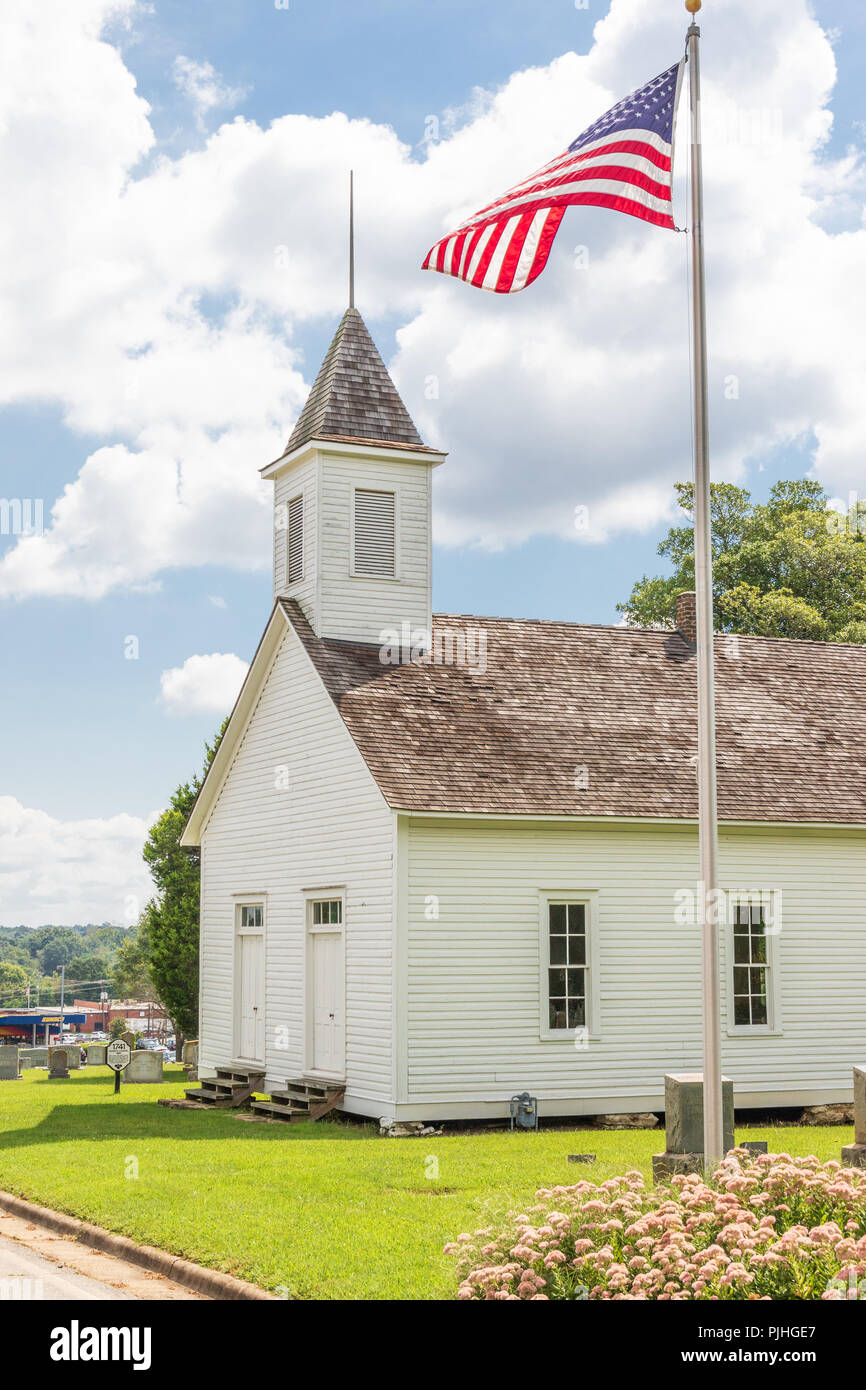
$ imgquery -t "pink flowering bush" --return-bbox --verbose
[445,1152,866,1300]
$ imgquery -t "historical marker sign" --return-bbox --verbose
[106,1040,131,1072]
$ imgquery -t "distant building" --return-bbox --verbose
[74,999,170,1037]
[0,1009,86,1044]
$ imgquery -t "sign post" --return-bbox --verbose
[106,1038,132,1094]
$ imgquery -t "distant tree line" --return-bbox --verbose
[0,722,225,1050]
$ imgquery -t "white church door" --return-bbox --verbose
[235,904,265,1065]
[308,898,345,1078]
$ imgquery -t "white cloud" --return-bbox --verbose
[0,0,864,596]
[0,796,154,929]
[171,55,248,128]
[159,652,248,715]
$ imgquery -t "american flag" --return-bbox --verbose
[423,60,685,295]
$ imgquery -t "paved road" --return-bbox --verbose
[0,1210,206,1300]
[0,1231,135,1300]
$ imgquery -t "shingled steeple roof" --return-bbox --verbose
[282,307,435,457]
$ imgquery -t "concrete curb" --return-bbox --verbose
[0,1190,277,1301]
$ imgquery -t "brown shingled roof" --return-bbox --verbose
[282,600,866,824]
[281,307,431,457]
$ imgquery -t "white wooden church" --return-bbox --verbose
[181,303,866,1123]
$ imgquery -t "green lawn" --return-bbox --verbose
[0,1068,854,1299]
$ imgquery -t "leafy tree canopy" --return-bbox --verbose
[618,480,866,642]
[64,954,111,986]
[112,919,156,1004]
[0,961,32,1005]
[141,721,227,1040]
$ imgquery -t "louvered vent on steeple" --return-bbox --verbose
[287,494,304,584]
[353,488,396,578]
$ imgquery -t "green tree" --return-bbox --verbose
[65,954,110,985]
[141,722,227,1043]
[35,928,84,975]
[618,480,866,641]
[0,962,33,1006]
[109,1017,128,1040]
[112,918,156,1003]
[0,939,30,968]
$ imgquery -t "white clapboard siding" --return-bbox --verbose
[318,451,432,645]
[402,816,866,1116]
[199,622,396,1107]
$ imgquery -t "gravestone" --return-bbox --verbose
[65,1047,81,1070]
[124,1049,164,1084]
[841,1066,866,1169]
[19,1047,49,1069]
[182,1040,198,1082]
[119,1030,136,1048]
[0,1047,20,1080]
[652,1073,735,1181]
[48,1047,70,1079]
[87,1044,107,1065]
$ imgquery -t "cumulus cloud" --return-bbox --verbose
[159,652,249,715]
[171,55,248,127]
[0,797,154,930]
[0,0,864,595]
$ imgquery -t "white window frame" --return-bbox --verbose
[538,890,600,1042]
[350,485,400,580]
[724,890,782,1037]
[302,887,346,1079]
[285,491,304,586]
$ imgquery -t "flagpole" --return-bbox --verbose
[685,0,723,1168]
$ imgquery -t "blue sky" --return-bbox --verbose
[1,0,864,923]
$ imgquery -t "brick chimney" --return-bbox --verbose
[675,591,697,645]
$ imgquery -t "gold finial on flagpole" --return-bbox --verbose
[685,0,702,13]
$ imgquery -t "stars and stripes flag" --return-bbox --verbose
[422,60,685,295]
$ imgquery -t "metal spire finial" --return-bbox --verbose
[349,170,355,309]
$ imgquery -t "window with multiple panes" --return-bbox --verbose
[353,488,396,577]
[732,901,771,1026]
[286,494,304,584]
[311,899,342,927]
[239,903,263,929]
[547,902,587,1031]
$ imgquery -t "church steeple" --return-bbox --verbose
[262,180,446,644]
[281,307,430,459]
[262,303,446,645]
